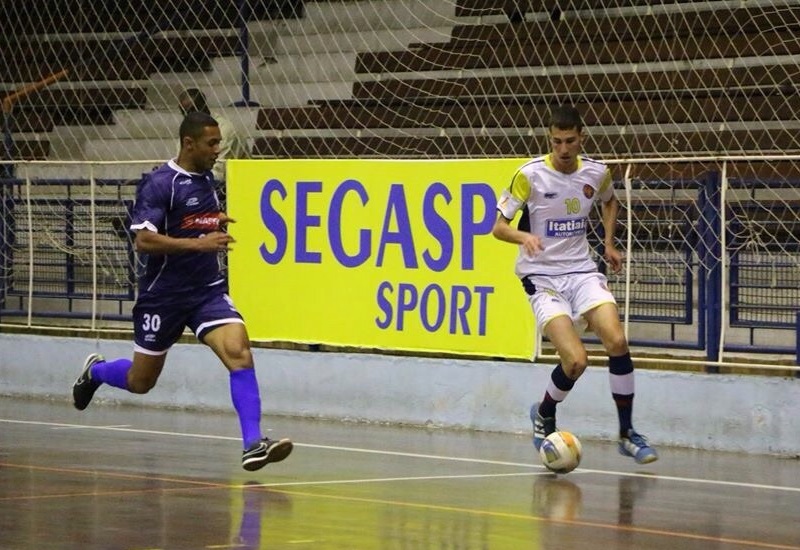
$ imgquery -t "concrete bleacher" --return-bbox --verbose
[252,1,800,161]
[1,35,240,86]
[244,0,800,195]
[1,30,235,173]
[3,0,799,176]
[256,95,794,133]
[148,1,456,111]
[3,0,303,35]
[3,0,458,180]
[448,3,793,43]
[453,0,713,18]
[348,63,797,102]
[102,0,456,178]
[6,140,50,161]
[353,28,797,74]
[250,130,800,167]
[0,0,305,178]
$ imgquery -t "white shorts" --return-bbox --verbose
[524,272,617,330]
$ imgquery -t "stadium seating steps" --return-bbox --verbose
[1,0,798,172]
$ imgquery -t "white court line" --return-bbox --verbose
[51,424,131,430]
[1,418,798,494]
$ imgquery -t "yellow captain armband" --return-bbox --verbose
[509,170,532,202]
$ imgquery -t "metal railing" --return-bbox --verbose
[1,158,798,374]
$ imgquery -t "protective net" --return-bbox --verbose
[3,0,798,170]
[595,159,800,358]
[1,0,799,365]
[252,0,800,159]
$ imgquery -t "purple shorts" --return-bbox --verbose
[132,285,244,353]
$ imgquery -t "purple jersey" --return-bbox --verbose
[130,160,225,296]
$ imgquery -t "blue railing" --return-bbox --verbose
[592,172,799,360]
[0,177,136,321]
[0,173,797,362]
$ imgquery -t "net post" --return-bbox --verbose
[1,109,13,179]
[701,170,722,373]
[0,165,11,313]
[234,0,260,107]
[796,312,800,376]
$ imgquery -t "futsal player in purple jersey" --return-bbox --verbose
[72,112,292,471]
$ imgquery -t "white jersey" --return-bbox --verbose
[497,154,613,277]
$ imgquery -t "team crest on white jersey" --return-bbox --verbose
[583,185,595,199]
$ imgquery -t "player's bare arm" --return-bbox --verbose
[601,195,623,273]
[134,228,235,254]
[491,214,544,257]
[218,212,236,226]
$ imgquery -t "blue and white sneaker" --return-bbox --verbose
[531,402,556,451]
[619,429,658,464]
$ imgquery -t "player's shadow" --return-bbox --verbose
[531,475,583,520]
[617,475,658,526]
[234,481,293,549]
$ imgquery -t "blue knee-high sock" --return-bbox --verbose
[230,368,263,450]
[91,358,133,390]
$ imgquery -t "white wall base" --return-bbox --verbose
[0,334,796,456]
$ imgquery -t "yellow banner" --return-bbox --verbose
[227,159,534,359]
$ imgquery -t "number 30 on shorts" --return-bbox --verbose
[142,313,161,332]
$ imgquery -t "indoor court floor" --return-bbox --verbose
[0,396,798,550]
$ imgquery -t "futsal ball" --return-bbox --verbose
[539,431,582,474]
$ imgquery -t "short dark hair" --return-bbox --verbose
[548,105,583,132]
[179,111,218,142]
[179,88,210,115]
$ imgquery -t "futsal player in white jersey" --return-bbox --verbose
[492,105,657,464]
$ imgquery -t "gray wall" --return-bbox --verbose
[0,333,797,456]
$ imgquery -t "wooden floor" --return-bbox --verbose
[0,397,798,549]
